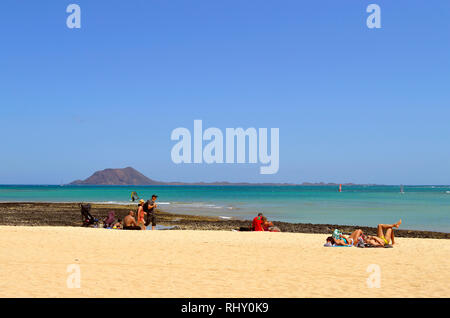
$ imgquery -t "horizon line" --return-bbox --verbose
[1,183,450,187]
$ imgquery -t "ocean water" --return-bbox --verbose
[0,185,449,233]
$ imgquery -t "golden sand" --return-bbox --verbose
[0,226,448,298]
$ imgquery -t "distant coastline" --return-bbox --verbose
[69,166,376,186]
[67,182,375,186]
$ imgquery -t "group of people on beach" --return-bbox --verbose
[325,220,402,247]
[242,213,281,232]
[110,195,281,232]
[113,195,159,231]
[105,195,401,243]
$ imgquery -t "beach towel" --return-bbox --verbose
[362,243,393,248]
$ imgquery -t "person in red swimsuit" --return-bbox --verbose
[137,199,147,230]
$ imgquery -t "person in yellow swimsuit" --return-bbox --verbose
[365,220,402,246]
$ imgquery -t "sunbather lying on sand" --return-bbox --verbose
[365,220,402,246]
[325,220,402,247]
[333,229,364,246]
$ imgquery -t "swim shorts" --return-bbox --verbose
[145,214,157,227]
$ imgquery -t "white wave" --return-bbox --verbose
[94,201,171,205]
[171,202,220,208]
[92,201,133,205]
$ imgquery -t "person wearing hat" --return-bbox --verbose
[136,199,147,230]
[143,195,158,230]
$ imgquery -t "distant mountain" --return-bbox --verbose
[69,167,370,186]
[70,167,164,185]
[69,167,299,186]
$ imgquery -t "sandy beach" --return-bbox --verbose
[0,226,449,298]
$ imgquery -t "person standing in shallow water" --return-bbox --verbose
[144,195,158,230]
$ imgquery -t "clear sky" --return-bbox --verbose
[0,0,449,185]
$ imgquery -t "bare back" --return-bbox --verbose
[123,215,136,227]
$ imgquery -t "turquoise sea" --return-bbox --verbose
[1,185,449,233]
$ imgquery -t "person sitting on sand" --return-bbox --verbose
[365,220,402,247]
[123,211,142,230]
[137,199,147,230]
[252,213,264,231]
[112,218,122,230]
[261,216,281,232]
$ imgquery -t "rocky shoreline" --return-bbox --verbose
[0,202,448,239]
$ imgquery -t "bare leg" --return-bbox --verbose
[384,228,393,244]
[380,220,402,230]
[377,224,385,238]
[390,228,396,245]
[349,229,363,243]
[377,220,402,238]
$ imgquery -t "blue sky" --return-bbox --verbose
[0,0,449,184]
